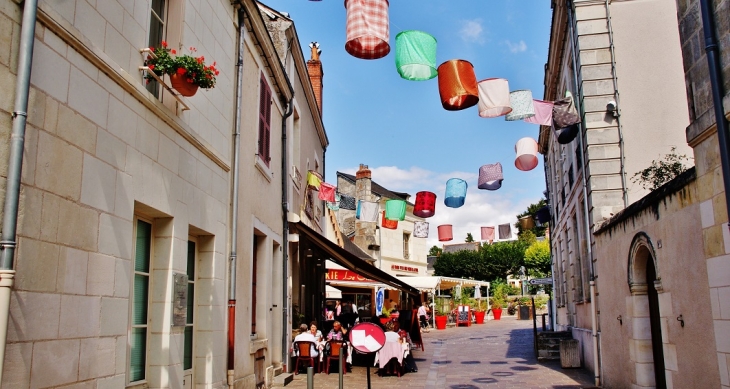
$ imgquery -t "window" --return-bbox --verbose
[184,239,196,372]
[572,214,584,301]
[258,74,272,166]
[403,233,410,259]
[147,0,167,97]
[251,235,258,335]
[130,218,152,383]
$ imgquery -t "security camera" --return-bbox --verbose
[606,100,617,112]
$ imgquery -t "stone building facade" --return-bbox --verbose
[539,0,692,383]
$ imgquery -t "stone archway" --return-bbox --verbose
[627,232,667,389]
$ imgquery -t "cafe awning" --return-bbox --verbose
[291,221,420,296]
[326,285,342,299]
[397,275,490,293]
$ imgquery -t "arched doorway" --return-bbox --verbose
[627,232,667,389]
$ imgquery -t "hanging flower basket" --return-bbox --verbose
[170,73,199,97]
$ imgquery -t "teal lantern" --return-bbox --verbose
[444,178,467,208]
[395,30,437,81]
[385,199,407,221]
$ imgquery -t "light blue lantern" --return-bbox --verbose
[444,178,467,208]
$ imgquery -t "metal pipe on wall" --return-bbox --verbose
[0,0,39,385]
[699,0,730,225]
[227,5,247,382]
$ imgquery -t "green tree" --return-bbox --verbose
[518,230,537,245]
[524,240,551,277]
[433,240,528,282]
[428,245,442,257]
[465,232,475,242]
[631,147,692,190]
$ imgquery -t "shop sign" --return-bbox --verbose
[391,264,419,273]
[326,269,374,282]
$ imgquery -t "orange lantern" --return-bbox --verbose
[437,60,478,111]
[381,211,398,229]
[344,0,390,60]
[438,224,453,242]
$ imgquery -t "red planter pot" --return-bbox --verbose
[435,315,448,330]
[379,317,390,325]
[492,308,503,320]
[170,73,199,97]
[474,311,486,324]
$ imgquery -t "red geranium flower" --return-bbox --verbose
[161,40,167,48]
[177,68,187,75]
[171,49,176,54]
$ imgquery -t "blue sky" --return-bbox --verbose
[261,1,551,247]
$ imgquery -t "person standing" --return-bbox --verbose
[418,302,430,331]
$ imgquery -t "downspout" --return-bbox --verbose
[228,6,246,386]
[699,0,730,224]
[566,1,600,386]
[281,96,293,370]
[0,0,38,385]
[542,153,557,331]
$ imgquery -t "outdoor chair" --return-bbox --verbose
[293,341,317,375]
[324,340,347,375]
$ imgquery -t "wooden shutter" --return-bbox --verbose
[258,74,272,166]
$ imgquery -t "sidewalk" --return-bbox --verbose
[283,317,594,388]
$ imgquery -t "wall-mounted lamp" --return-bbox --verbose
[677,314,684,328]
[617,315,622,325]
[607,100,618,117]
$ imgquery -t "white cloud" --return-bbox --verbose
[459,19,485,44]
[505,40,527,53]
[339,165,535,250]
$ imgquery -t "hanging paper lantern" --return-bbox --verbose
[481,226,495,241]
[381,211,398,229]
[536,206,551,224]
[437,224,453,242]
[327,193,341,211]
[357,200,379,222]
[437,59,479,111]
[505,90,536,121]
[477,78,512,118]
[519,215,535,230]
[385,199,407,221]
[344,0,390,60]
[318,182,336,202]
[413,221,429,238]
[524,99,553,125]
[498,223,512,239]
[555,123,580,144]
[395,30,437,81]
[307,170,323,189]
[515,137,539,171]
[444,178,468,208]
[478,163,504,191]
[413,191,436,218]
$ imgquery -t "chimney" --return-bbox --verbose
[353,164,377,257]
[307,42,323,114]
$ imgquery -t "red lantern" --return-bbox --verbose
[437,224,453,242]
[437,60,478,111]
[344,0,390,60]
[381,211,398,229]
[413,191,436,218]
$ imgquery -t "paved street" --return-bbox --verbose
[285,317,594,388]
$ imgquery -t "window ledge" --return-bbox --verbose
[250,338,268,354]
[138,64,190,111]
[255,156,273,182]
[126,382,149,389]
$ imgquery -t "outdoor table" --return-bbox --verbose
[374,339,408,369]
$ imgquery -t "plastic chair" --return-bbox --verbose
[324,340,347,375]
[293,341,317,375]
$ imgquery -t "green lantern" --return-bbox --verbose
[385,199,407,221]
[395,30,437,81]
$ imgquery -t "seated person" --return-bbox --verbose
[309,321,323,341]
[326,320,348,341]
[391,319,418,373]
[293,323,319,357]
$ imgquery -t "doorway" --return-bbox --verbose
[646,259,666,389]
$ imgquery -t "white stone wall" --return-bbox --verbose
[0,0,233,387]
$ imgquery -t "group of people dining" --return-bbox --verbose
[291,315,419,376]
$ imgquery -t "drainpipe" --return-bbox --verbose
[566,1,600,386]
[0,0,38,385]
[699,0,730,224]
[227,6,246,385]
[281,96,293,370]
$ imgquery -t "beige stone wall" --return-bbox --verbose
[594,179,720,388]
[1,0,233,387]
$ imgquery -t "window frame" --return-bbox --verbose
[184,237,197,374]
[128,216,154,385]
[403,232,410,259]
[257,73,272,166]
[146,0,168,98]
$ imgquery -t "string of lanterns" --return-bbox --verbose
[302,0,567,243]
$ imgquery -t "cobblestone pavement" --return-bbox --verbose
[284,317,594,388]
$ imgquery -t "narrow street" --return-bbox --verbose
[284,317,594,389]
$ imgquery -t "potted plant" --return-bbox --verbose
[473,299,487,324]
[144,41,218,97]
[490,297,504,320]
[434,304,449,330]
